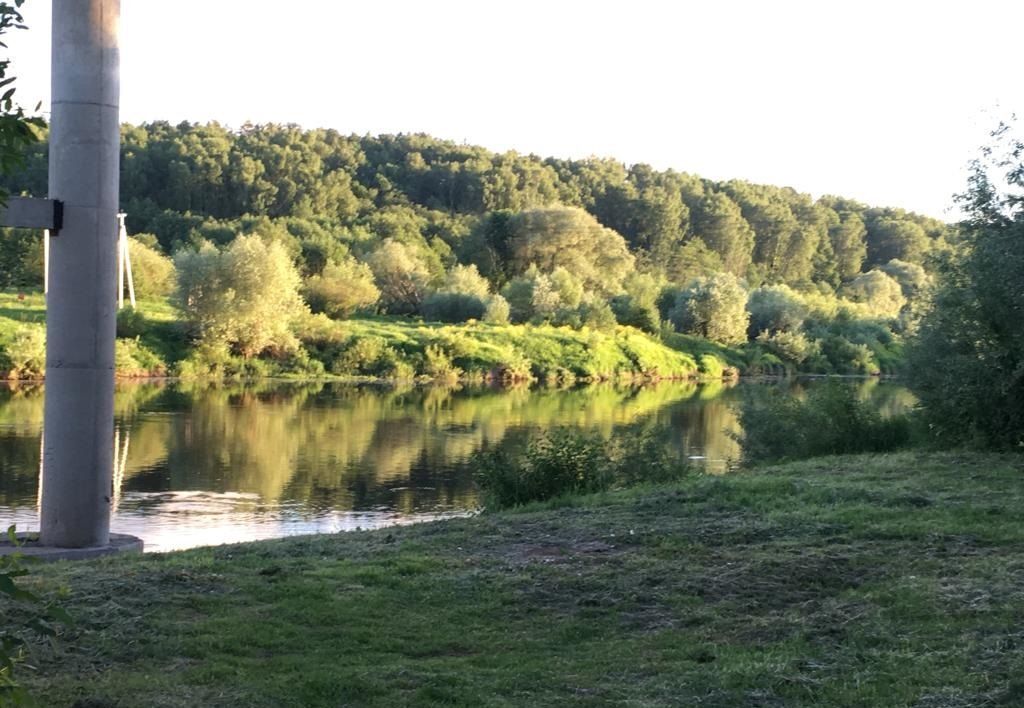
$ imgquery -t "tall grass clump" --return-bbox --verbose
[735,382,912,464]
[473,428,693,509]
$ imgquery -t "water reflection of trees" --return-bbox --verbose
[123,381,722,511]
[0,378,917,513]
[0,385,44,505]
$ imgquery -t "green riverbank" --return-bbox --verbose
[0,290,748,383]
[11,450,1024,706]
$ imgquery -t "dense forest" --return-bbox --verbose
[0,122,953,378]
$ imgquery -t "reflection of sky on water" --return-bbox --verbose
[1,491,473,553]
[0,379,914,552]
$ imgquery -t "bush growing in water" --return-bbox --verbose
[473,429,692,509]
[735,382,912,464]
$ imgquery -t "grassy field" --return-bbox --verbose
[10,451,1024,707]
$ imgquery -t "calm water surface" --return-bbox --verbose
[0,379,913,551]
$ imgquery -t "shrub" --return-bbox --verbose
[610,273,662,333]
[421,292,486,323]
[552,298,617,331]
[175,235,306,358]
[735,382,912,464]
[495,351,532,382]
[818,335,879,375]
[331,336,388,376]
[275,348,327,378]
[698,354,724,379]
[115,339,167,377]
[500,272,536,323]
[175,343,260,379]
[755,329,820,367]
[473,431,616,509]
[482,295,511,325]
[746,284,808,337]
[116,307,149,339]
[422,344,462,381]
[126,236,176,298]
[841,270,906,319]
[473,429,693,510]
[500,265,589,326]
[364,238,433,315]
[303,257,379,319]
[1,326,45,380]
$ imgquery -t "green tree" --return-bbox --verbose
[175,235,306,357]
[879,258,930,301]
[421,264,493,322]
[669,272,749,345]
[907,124,1024,447]
[841,270,905,319]
[746,284,808,337]
[610,272,663,332]
[482,294,510,324]
[507,207,635,295]
[0,0,42,193]
[691,192,754,277]
[664,237,725,285]
[498,265,586,325]
[827,210,868,280]
[781,196,827,284]
[723,182,798,281]
[364,238,434,314]
[865,215,928,266]
[499,269,538,324]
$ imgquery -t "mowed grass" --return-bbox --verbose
[9,451,1024,707]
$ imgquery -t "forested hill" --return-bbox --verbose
[2,122,947,289]
[0,123,950,379]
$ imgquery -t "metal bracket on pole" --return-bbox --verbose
[0,197,64,233]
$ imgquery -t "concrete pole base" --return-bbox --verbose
[0,533,143,561]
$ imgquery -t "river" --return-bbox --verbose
[0,378,914,551]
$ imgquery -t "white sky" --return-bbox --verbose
[8,0,1023,219]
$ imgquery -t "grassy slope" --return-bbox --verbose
[0,290,45,336]
[14,451,1024,707]
[0,290,745,381]
[336,317,731,380]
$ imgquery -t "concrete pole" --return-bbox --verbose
[40,0,120,548]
